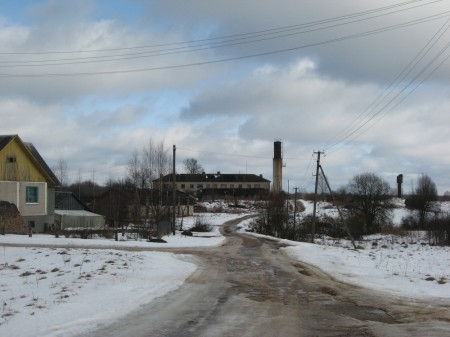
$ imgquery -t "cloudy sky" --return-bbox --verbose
[1,0,449,194]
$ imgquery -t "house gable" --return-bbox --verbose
[0,135,59,186]
[0,135,59,233]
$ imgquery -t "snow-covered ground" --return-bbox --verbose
[0,212,244,337]
[1,200,450,336]
[299,198,450,227]
[238,220,450,300]
[0,247,195,337]
[284,235,450,301]
[238,199,450,301]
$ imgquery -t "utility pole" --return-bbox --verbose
[311,151,324,243]
[92,168,96,212]
[319,165,356,249]
[293,187,299,228]
[172,145,176,235]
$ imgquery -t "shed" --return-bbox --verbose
[54,209,105,230]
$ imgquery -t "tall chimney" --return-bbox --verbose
[397,174,403,198]
[273,141,283,193]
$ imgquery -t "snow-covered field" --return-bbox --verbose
[0,247,195,337]
[232,229,450,303]
[1,200,450,336]
[284,234,450,301]
[238,199,450,301]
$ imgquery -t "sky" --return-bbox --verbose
[1,0,449,194]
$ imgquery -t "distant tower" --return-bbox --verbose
[397,174,403,198]
[273,141,283,193]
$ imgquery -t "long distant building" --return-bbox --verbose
[153,173,271,200]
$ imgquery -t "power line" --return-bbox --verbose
[302,152,315,181]
[0,0,442,67]
[327,47,449,155]
[322,19,449,153]
[0,12,448,78]
[0,0,440,56]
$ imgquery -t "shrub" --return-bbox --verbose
[189,216,212,232]
[193,205,208,213]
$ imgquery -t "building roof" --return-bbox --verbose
[0,135,59,187]
[155,173,270,183]
[55,191,90,211]
[0,135,16,151]
[95,187,196,205]
[24,142,60,186]
[55,210,103,217]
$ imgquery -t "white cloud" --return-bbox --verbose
[1,0,448,193]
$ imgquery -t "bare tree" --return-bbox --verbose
[142,138,156,188]
[406,174,439,227]
[127,150,144,188]
[154,140,171,178]
[126,138,171,216]
[126,138,171,190]
[53,158,68,186]
[347,172,393,236]
[183,158,204,174]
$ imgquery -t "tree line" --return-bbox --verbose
[53,138,205,189]
[251,172,450,246]
[52,139,205,238]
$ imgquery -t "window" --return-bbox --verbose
[26,186,39,204]
[254,184,260,188]
[190,184,194,189]
[220,184,227,188]
[6,156,16,163]
[230,184,234,188]
[181,184,185,189]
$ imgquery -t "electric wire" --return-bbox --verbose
[322,19,450,153]
[326,44,449,155]
[302,152,315,181]
[0,0,442,67]
[0,0,440,56]
[322,19,449,149]
[326,43,449,156]
[0,12,448,78]
[0,1,447,181]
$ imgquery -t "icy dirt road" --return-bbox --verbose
[82,217,450,337]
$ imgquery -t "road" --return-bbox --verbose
[82,216,450,337]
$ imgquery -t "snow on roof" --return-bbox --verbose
[54,210,103,217]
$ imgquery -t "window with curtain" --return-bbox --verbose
[26,186,39,204]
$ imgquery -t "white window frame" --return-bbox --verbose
[25,186,39,204]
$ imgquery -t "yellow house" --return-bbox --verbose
[0,135,59,232]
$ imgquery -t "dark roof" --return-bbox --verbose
[155,173,270,183]
[95,187,195,205]
[55,191,90,211]
[0,135,16,151]
[24,142,60,186]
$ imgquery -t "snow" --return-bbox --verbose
[282,237,450,301]
[0,212,244,337]
[1,201,450,336]
[0,247,195,337]
[54,210,102,217]
[0,213,241,249]
[238,199,450,301]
